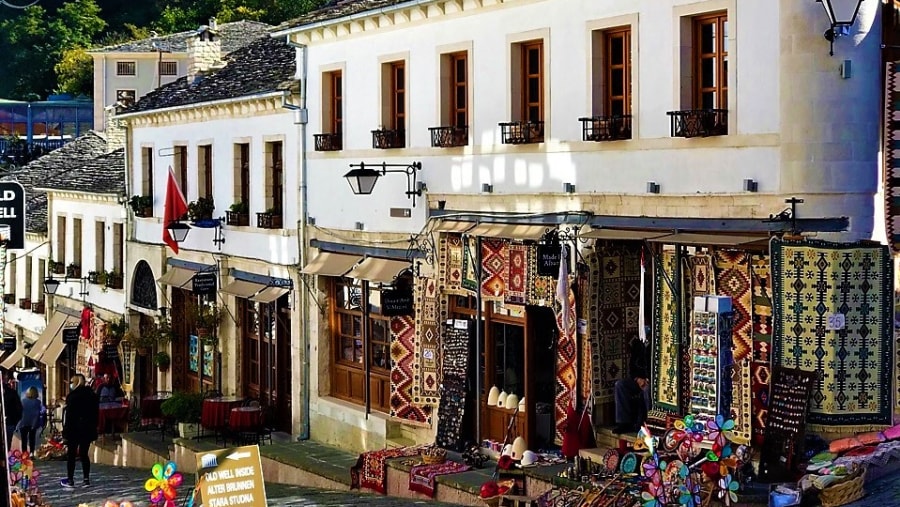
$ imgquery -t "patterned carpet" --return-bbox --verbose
[412,277,441,407]
[438,233,467,296]
[555,279,578,445]
[750,254,773,443]
[713,250,754,444]
[527,249,557,307]
[389,315,431,423]
[350,447,420,494]
[505,243,529,305]
[588,243,642,403]
[772,239,893,430]
[481,238,509,301]
[461,235,479,293]
[652,250,680,413]
[692,254,714,296]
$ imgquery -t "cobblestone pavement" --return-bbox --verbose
[27,460,453,507]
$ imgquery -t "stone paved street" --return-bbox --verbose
[27,459,454,507]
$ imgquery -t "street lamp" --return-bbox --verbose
[166,221,191,243]
[816,0,865,55]
[42,277,60,295]
[342,161,424,207]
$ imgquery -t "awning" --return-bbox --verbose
[40,339,68,365]
[649,233,769,246]
[27,313,67,362]
[466,223,548,240]
[300,251,362,276]
[220,280,266,298]
[157,267,196,287]
[250,287,290,304]
[347,257,411,284]
[582,228,671,241]
[0,348,25,370]
[433,220,475,233]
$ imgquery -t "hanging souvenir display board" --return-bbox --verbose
[757,366,817,482]
[690,297,735,424]
[435,319,470,450]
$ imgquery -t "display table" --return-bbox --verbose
[141,393,171,426]
[201,396,243,430]
[98,402,129,435]
[228,406,263,432]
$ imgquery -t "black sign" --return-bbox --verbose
[267,277,293,288]
[192,272,217,295]
[103,344,119,361]
[2,336,14,351]
[0,181,26,249]
[382,290,414,316]
[62,327,80,344]
[536,244,564,277]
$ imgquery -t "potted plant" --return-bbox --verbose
[160,391,204,439]
[124,328,155,356]
[87,271,100,284]
[106,317,128,344]
[129,195,153,217]
[256,207,282,229]
[226,201,249,226]
[49,260,65,275]
[106,270,123,290]
[187,197,215,223]
[154,351,171,372]
[187,301,223,338]
[66,263,81,278]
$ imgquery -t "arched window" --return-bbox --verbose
[130,260,158,310]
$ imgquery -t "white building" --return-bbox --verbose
[118,28,303,434]
[89,20,271,131]
[273,0,884,452]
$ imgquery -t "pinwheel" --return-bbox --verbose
[717,473,740,506]
[7,450,38,491]
[706,415,735,447]
[144,461,184,506]
[642,454,666,482]
[640,480,666,507]
[678,473,702,507]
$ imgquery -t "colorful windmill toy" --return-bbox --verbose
[144,461,184,506]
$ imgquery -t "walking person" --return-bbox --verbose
[17,387,43,454]
[2,373,22,451]
[60,374,98,489]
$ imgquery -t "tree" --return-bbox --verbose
[55,47,93,96]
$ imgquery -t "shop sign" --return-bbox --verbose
[2,336,14,351]
[62,326,80,344]
[192,272,217,295]
[382,289,414,316]
[536,244,562,276]
[103,344,119,361]
[195,445,267,507]
[0,181,25,249]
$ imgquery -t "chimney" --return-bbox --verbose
[186,18,222,84]
[104,105,126,153]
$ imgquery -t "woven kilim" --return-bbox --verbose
[884,61,900,253]
[750,254,773,443]
[692,254,714,296]
[652,250,680,413]
[439,233,466,296]
[481,238,509,301]
[389,315,431,424]
[461,235,479,292]
[772,239,893,430]
[505,243,529,304]
[408,461,470,497]
[555,281,578,444]
[578,267,592,402]
[412,277,441,406]
[527,245,556,307]
[588,243,642,403]
[713,250,753,443]
[350,447,420,494]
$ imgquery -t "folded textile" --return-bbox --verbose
[350,447,420,494]
[408,461,470,497]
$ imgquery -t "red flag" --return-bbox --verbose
[162,166,188,254]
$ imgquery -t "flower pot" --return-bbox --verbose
[177,422,200,439]
[158,364,169,372]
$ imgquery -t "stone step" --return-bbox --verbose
[385,436,417,449]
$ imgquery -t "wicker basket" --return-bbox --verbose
[819,467,866,507]
[422,453,447,465]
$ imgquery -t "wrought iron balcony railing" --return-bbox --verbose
[666,109,728,138]
[372,129,405,149]
[578,115,632,141]
[257,212,283,229]
[499,121,544,145]
[428,126,468,148]
[314,133,342,152]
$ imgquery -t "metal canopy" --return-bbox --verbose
[466,223,548,240]
[582,229,670,241]
[649,233,769,246]
[300,251,362,277]
[26,313,67,362]
[432,220,475,233]
[347,257,411,284]
[220,280,266,298]
[157,267,196,288]
[0,347,24,370]
[249,287,290,304]
[40,338,68,365]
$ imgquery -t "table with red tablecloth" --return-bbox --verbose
[98,402,129,435]
[141,393,171,426]
[228,407,263,432]
[201,396,243,430]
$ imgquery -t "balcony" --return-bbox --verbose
[314,133,342,152]
[2,294,14,305]
[578,115,632,142]
[106,272,124,290]
[49,261,64,275]
[667,109,728,138]
[371,129,405,149]
[31,300,44,314]
[18,299,30,310]
[428,126,468,148]
[66,264,81,279]
[257,212,283,229]
[225,210,249,226]
[499,121,544,144]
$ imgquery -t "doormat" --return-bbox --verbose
[652,250,680,413]
[390,315,431,424]
[412,277,441,406]
[772,239,893,430]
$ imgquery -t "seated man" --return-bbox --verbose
[613,367,650,434]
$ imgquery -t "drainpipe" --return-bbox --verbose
[285,39,311,440]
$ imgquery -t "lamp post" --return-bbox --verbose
[816,0,865,55]
[343,161,424,207]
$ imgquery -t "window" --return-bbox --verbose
[116,90,136,108]
[159,61,178,76]
[174,146,188,196]
[447,52,467,128]
[233,143,250,207]
[694,13,728,109]
[72,218,82,269]
[140,147,153,200]
[95,221,105,272]
[37,259,45,299]
[389,62,405,132]
[113,223,123,275]
[198,145,212,199]
[605,28,631,116]
[116,61,136,76]
[520,41,543,123]
[324,71,342,135]
[584,26,633,141]
[56,216,66,264]
[24,256,31,302]
[264,141,283,216]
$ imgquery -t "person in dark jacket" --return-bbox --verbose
[60,374,98,488]
[17,386,43,454]
[2,374,22,451]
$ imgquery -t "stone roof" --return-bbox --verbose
[91,20,272,54]
[123,35,296,114]
[3,131,121,233]
[275,0,406,32]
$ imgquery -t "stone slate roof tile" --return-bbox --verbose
[275,0,406,32]
[123,35,296,114]
[40,148,126,195]
[91,20,272,54]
